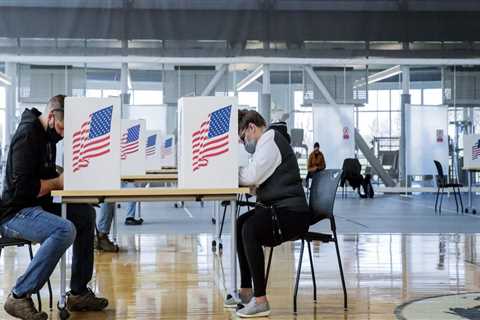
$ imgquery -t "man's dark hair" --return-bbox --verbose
[314,142,320,149]
[47,95,65,122]
[238,109,266,133]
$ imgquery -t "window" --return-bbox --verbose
[238,92,258,109]
[423,88,442,105]
[86,89,102,98]
[410,89,422,105]
[132,90,163,105]
[103,89,121,98]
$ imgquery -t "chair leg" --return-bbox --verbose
[293,240,305,314]
[28,244,42,312]
[439,188,444,215]
[47,279,53,310]
[452,187,459,213]
[457,186,464,214]
[218,205,228,240]
[265,247,274,286]
[306,241,317,302]
[435,187,440,212]
[333,231,348,310]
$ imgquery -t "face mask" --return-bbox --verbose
[244,137,257,154]
[46,123,63,144]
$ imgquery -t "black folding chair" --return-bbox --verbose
[434,160,463,214]
[0,237,53,311]
[264,169,347,313]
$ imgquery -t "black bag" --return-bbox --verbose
[361,174,374,198]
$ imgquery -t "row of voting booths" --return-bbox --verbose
[63,97,456,192]
[63,96,239,191]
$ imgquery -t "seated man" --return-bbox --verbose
[224,110,311,318]
[0,95,108,320]
[307,142,325,178]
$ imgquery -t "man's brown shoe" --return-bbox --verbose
[66,288,108,312]
[95,232,119,252]
[4,294,48,320]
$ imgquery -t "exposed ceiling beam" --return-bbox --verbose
[0,72,12,86]
[201,64,227,96]
[236,65,264,91]
[4,54,480,66]
[353,65,402,88]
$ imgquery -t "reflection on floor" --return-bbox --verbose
[1,232,479,319]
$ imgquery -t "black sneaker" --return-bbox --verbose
[125,217,144,225]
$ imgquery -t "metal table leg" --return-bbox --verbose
[137,202,142,219]
[212,201,221,251]
[58,202,69,319]
[112,203,118,242]
[466,170,477,214]
[230,199,237,292]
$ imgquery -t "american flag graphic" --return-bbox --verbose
[146,134,157,157]
[191,105,231,172]
[473,139,480,160]
[72,105,113,173]
[120,124,141,160]
[161,137,173,157]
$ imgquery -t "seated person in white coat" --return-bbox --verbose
[224,109,311,318]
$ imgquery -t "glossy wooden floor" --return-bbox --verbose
[1,233,479,319]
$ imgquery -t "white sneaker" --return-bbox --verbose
[224,291,252,309]
[236,297,271,318]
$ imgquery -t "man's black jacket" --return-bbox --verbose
[0,108,58,222]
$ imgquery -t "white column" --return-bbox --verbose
[260,64,271,123]
[399,66,410,187]
[120,62,130,119]
[3,62,17,153]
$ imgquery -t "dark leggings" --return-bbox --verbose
[237,206,310,297]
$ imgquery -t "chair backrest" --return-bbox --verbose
[342,158,361,176]
[433,160,446,185]
[309,169,342,225]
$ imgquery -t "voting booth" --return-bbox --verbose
[64,97,121,190]
[463,134,480,170]
[312,104,355,169]
[121,119,146,175]
[406,105,448,175]
[160,135,176,168]
[178,96,238,189]
[145,131,163,172]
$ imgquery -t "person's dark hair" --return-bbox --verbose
[47,95,65,122]
[314,142,320,149]
[238,109,266,133]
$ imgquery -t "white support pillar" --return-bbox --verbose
[120,62,130,119]
[260,64,271,123]
[3,62,17,152]
[399,66,410,187]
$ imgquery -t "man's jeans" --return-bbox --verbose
[0,204,95,296]
[97,202,136,235]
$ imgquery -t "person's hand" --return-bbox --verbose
[249,186,257,195]
[57,173,64,190]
